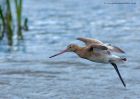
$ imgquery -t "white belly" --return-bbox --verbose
[88,54,122,63]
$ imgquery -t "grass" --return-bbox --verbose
[6,0,13,45]
[0,6,5,39]
[15,0,23,40]
[0,0,28,46]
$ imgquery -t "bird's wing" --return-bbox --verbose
[87,44,108,51]
[106,44,125,53]
[110,46,125,53]
[77,37,104,45]
[86,44,111,55]
[77,37,125,53]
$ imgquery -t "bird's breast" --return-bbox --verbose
[75,49,110,63]
[87,51,111,63]
[87,54,109,63]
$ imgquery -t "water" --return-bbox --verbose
[0,0,140,98]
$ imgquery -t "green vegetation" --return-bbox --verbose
[0,6,5,39]
[0,0,28,46]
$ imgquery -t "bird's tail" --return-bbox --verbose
[109,55,127,63]
[121,58,127,61]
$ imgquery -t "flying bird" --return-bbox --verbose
[49,37,127,87]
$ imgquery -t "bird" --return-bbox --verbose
[49,37,127,87]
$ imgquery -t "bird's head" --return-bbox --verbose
[66,44,79,52]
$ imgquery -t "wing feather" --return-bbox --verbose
[77,37,125,53]
[87,44,108,51]
[77,37,103,45]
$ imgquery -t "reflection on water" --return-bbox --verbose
[0,0,140,99]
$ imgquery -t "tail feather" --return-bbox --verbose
[121,58,127,61]
[109,55,127,63]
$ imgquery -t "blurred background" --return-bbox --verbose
[0,0,140,99]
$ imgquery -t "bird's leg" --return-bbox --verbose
[110,62,126,87]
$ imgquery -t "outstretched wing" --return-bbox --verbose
[107,45,125,53]
[87,44,108,51]
[86,44,111,55]
[77,37,103,45]
[77,37,125,53]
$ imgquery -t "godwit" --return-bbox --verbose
[49,37,127,87]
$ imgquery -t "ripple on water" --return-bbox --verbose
[0,0,140,98]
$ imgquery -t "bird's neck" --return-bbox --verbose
[74,46,86,58]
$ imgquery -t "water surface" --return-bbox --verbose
[0,0,140,99]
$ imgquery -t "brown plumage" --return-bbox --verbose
[77,37,125,53]
[49,38,126,87]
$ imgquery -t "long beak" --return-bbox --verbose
[49,49,68,58]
